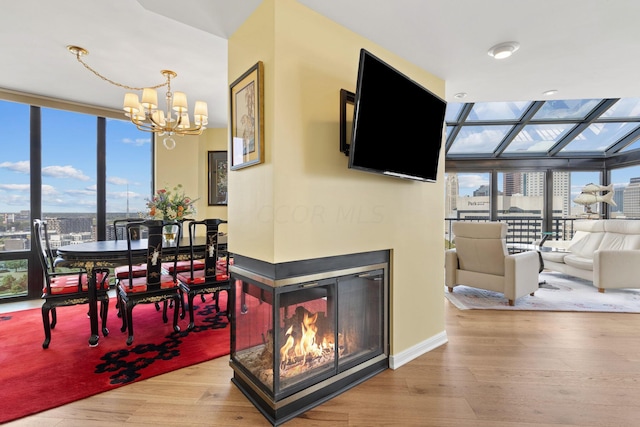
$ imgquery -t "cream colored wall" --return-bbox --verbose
[154,128,228,232]
[228,0,445,356]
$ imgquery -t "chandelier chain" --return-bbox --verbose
[73,54,168,91]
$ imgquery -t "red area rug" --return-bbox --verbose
[0,293,230,424]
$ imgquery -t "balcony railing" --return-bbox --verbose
[445,217,578,248]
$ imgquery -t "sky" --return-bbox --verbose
[0,100,152,214]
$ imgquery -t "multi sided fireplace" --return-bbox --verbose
[229,251,389,426]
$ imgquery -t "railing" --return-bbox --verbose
[445,217,578,248]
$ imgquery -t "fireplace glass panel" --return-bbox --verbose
[229,256,389,425]
[233,280,276,390]
[337,269,384,369]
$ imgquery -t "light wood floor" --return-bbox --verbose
[6,299,640,427]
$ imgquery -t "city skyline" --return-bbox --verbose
[453,170,640,201]
[0,101,152,214]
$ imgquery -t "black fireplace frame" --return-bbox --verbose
[229,250,390,426]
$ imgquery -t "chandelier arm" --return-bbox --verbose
[74,54,168,91]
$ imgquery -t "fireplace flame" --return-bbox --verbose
[280,308,333,370]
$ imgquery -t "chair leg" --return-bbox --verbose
[187,293,196,331]
[50,306,57,329]
[100,298,109,337]
[162,301,169,323]
[41,303,52,349]
[172,296,181,333]
[125,302,135,346]
[179,290,186,320]
[508,299,514,306]
[119,295,128,333]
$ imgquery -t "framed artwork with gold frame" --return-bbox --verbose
[230,61,264,170]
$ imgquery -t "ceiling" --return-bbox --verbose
[2,0,640,129]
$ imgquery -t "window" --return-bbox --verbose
[0,99,152,301]
[445,172,491,219]
[611,166,640,219]
[0,100,31,298]
[105,119,152,239]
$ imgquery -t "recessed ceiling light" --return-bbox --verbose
[543,89,558,96]
[487,41,520,59]
[454,92,467,99]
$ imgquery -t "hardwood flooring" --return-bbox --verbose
[6,299,640,426]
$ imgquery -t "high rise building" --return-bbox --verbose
[623,177,640,218]
[445,173,459,217]
[525,171,570,216]
[473,185,490,197]
[612,185,625,213]
[503,172,523,196]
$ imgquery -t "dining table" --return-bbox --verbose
[55,235,216,347]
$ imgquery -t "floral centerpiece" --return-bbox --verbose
[146,184,198,222]
[146,185,198,241]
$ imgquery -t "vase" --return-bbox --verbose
[163,224,178,244]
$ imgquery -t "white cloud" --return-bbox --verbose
[0,183,30,191]
[122,137,150,146]
[41,185,57,196]
[108,176,129,185]
[108,190,145,200]
[42,165,90,181]
[66,188,96,196]
[0,160,30,173]
[457,174,489,191]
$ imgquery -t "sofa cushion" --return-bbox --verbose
[603,220,640,235]
[568,232,604,259]
[540,251,568,263]
[563,254,594,271]
[598,232,640,251]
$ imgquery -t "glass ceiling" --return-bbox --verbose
[444,98,640,160]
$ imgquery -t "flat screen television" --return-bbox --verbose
[348,49,446,182]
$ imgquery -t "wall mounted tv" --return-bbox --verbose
[346,49,446,182]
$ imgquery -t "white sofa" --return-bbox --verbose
[541,219,640,292]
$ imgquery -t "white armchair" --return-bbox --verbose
[445,222,539,306]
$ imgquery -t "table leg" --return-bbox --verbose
[87,264,100,347]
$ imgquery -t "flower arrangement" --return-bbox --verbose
[146,184,198,221]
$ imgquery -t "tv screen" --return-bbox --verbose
[348,49,446,182]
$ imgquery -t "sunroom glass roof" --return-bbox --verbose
[445,98,640,160]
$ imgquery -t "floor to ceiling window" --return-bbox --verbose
[610,165,640,219]
[0,100,30,299]
[41,107,98,245]
[105,119,152,238]
[0,98,152,301]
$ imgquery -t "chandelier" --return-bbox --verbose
[67,45,208,150]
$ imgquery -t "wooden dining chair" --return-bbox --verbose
[116,219,182,345]
[113,218,147,283]
[161,218,205,276]
[33,219,110,349]
[176,219,231,330]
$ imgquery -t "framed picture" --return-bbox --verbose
[230,61,264,170]
[208,151,228,205]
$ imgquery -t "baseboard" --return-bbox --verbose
[388,330,448,370]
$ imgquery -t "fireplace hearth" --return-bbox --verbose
[229,250,389,426]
